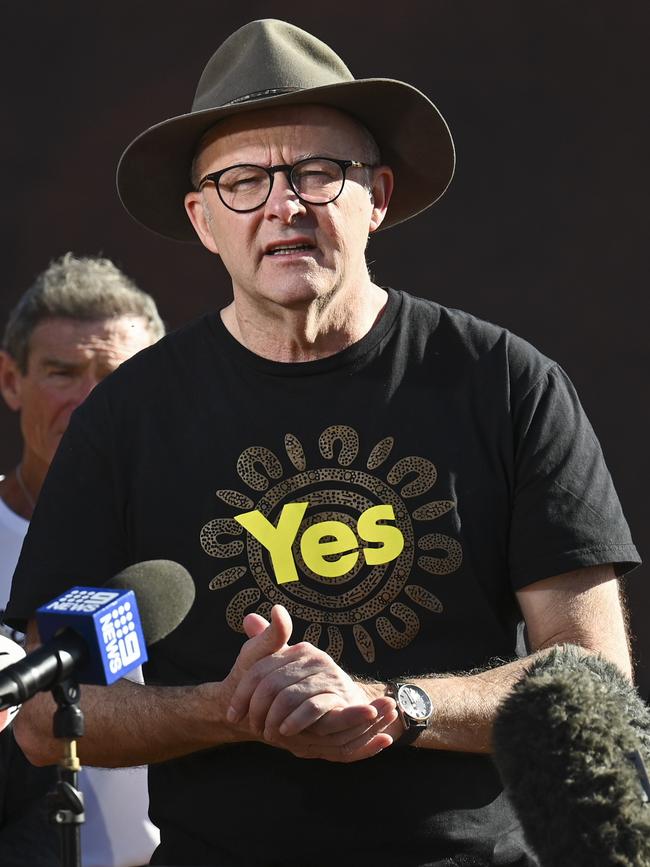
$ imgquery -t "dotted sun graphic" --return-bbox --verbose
[200,425,462,663]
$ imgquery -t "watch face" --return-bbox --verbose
[397,684,433,721]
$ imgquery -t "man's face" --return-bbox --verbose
[0,316,155,468]
[184,105,393,311]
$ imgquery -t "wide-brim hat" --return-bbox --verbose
[117,19,455,242]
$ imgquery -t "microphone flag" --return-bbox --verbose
[0,559,193,711]
[36,586,147,685]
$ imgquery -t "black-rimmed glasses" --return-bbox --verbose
[197,157,374,212]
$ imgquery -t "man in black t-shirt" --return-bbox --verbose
[7,19,640,867]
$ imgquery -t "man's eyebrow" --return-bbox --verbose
[39,357,82,370]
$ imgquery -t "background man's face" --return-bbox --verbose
[185,105,392,312]
[0,316,154,468]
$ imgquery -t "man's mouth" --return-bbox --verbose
[265,242,316,256]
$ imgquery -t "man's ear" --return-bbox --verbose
[184,191,221,255]
[368,165,394,234]
[0,350,23,412]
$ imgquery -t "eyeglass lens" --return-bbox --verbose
[218,158,346,211]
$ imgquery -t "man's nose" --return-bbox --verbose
[264,170,306,223]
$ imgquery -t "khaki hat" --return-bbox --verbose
[117,18,455,242]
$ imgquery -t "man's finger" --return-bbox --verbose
[333,731,394,762]
[264,691,345,739]
[316,704,399,748]
[292,731,394,763]
[238,646,339,730]
[241,612,269,639]
[230,647,322,724]
[239,605,292,663]
[246,665,325,733]
[307,697,395,737]
[275,700,377,738]
[227,606,293,722]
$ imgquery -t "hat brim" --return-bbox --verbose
[116,78,455,242]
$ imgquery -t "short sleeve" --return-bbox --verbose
[508,364,639,588]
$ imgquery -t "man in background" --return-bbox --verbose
[0,252,164,866]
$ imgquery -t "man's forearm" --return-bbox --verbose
[14,676,243,767]
[360,610,632,752]
[359,655,541,754]
[16,617,243,767]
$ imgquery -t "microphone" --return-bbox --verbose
[0,635,27,730]
[492,644,650,867]
[0,560,194,711]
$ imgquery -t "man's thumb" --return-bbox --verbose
[241,604,292,661]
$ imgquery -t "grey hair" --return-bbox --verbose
[2,253,165,372]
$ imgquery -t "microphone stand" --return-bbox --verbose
[47,677,85,867]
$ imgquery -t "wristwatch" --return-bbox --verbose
[386,681,433,746]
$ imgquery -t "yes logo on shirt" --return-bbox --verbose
[200,425,463,661]
[234,502,404,584]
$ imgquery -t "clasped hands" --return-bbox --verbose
[223,604,398,762]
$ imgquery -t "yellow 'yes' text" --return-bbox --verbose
[234,503,404,584]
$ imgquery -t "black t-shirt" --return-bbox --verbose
[7,289,640,866]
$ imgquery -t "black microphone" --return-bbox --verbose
[0,560,194,711]
[492,644,650,867]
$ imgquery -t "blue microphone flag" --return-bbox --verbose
[36,587,147,685]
